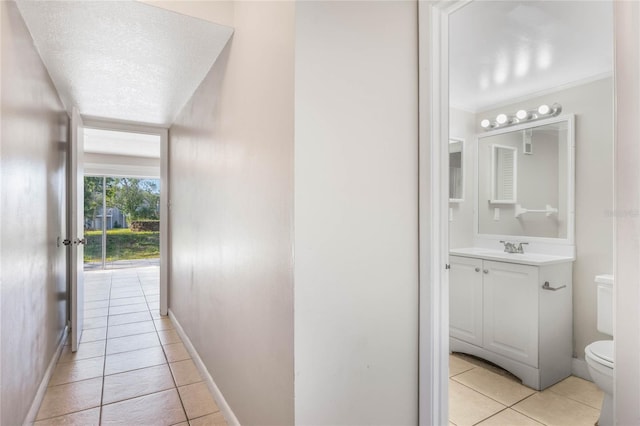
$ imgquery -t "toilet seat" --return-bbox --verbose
[586,340,614,369]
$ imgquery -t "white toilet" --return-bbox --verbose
[585,274,614,426]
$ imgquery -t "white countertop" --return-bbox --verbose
[449,247,575,266]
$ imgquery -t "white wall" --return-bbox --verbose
[613,2,640,423]
[167,2,295,425]
[476,78,614,361]
[84,152,160,178]
[294,2,419,424]
[0,2,68,424]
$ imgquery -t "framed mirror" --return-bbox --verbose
[476,115,575,244]
[449,139,464,202]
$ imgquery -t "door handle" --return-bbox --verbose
[542,281,566,291]
[62,239,72,246]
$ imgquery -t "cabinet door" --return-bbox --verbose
[449,256,483,347]
[483,260,539,367]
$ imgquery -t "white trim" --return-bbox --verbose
[81,118,169,317]
[70,107,84,352]
[160,129,169,316]
[168,310,239,426]
[418,1,465,424]
[82,115,168,131]
[571,357,592,382]
[23,325,69,425]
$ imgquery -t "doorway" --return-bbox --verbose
[80,120,169,321]
[418,1,618,424]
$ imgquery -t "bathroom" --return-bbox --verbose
[446,1,614,425]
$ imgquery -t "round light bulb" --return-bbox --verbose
[496,114,508,125]
[480,119,491,129]
[538,104,551,115]
[516,109,528,120]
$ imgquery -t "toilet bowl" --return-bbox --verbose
[585,274,614,426]
[585,340,613,426]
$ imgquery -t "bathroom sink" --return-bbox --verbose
[449,247,574,266]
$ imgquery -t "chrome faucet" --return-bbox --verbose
[500,240,528,254]
[500,240,517,253]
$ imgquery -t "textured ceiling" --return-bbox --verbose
[450,1,613,112]
[16,1,233,126]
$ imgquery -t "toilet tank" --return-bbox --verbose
[596,274,614,336]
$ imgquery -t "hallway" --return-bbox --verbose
[34,267,226,426]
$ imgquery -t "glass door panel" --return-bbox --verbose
[83,176,105,270]
[83,176,160,270]
[106,178,160,269]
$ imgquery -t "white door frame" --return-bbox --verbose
[417,1,466,423]
[612,2,640,424]
[421,1,640,424]
[70,107,85,352]
[81,117,170,316]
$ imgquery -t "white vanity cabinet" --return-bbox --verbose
[449,256,484,347]
[483,260,538,368]
[449,252,573,390]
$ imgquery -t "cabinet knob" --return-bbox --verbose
[483,269,489,274]
[475,267,481,272]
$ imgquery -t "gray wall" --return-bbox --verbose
[167,2,295,425]
[1,2,68,424]
[476,78,615,360]
[294,2,419,424]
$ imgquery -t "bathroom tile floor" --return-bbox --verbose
[449,353,603,426]
[35,266,227,426]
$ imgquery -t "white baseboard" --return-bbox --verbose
[572,357,593,382]
[23,325,69,425]
[168,310,240,426]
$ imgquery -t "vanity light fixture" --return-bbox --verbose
[538,103,563,116]
[516,109,530,120]
[479,103,562,130]
[538,104,551,115]
[480,119,494,129]
[496,113,510,125]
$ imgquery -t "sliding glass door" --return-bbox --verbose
[83,176,160,270]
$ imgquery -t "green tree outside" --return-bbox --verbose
[113,178,160,221]
[84,177,160,263]
[84,176,116,228]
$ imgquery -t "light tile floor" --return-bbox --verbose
[35,266,226,426]
[449,353,603,426]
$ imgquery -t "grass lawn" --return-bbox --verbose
[85,228,159,262]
